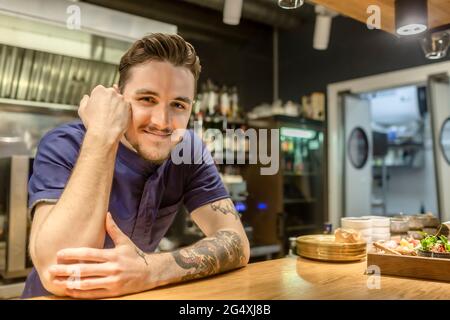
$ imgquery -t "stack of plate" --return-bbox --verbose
[341,217,373,243]
[363,216,391,241]
[296,235,367,262]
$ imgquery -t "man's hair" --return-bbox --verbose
[118,33,201,93]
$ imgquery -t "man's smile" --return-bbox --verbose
[141,129,172,140]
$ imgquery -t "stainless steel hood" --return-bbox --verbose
[0,43,119,108]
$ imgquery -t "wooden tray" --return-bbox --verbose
[367,252,450,282]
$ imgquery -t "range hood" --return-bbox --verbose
[0,0,177,111]
[0,43,118,108]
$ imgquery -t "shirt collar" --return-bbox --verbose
[117,142,161,177]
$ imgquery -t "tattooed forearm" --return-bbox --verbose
[171,230,246,282]
[210,199,240,220]
[135,246,149,266]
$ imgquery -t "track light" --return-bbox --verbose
[395,0,428,36]
[313,5,337,50]
[278,0,304,10]
[223,0,243,25]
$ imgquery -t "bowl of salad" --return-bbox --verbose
[418,234,450,259]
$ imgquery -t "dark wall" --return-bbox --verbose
[189,30,273,111]
[279,14,450,102]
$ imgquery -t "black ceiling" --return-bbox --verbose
[82,0,315,44]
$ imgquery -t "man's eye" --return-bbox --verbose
[172,102,186,110]
[140,97,157,104]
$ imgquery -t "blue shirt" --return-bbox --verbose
[22,120,229,298]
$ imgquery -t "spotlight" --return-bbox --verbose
[223,0,243,25]
[421,30,450,59]
[313,5,337,50]
[395,0,428,36]
[278,0,304,10]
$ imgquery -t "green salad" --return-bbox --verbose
[419,234,450,253]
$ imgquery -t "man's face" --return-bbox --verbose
[122,60,195,164]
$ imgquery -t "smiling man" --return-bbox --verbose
[22,33,250,299]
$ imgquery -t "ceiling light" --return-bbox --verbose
[313,5,337,50]
[278,0,304,10]
[421,30,450,59]
[395,0,428,36]
[223,0,243,25]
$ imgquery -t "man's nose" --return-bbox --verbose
[151,103,171,129]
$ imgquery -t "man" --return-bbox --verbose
[22,33,250,299]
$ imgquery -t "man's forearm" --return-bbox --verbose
[146,229,249,288]
[31,131,119,270]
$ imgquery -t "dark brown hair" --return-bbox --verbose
[118,33,201,93]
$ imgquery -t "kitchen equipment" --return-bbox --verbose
[242,115,325,255]
[0,156,33,279]
[296,234,367,262]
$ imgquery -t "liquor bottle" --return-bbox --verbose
[220,85,230,117]
[230,86,240,120]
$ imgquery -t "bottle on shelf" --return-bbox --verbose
[219,85,230,117]
[230,86,240,120]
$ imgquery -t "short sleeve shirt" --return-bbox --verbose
[22,120,229,298]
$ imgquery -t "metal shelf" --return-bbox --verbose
[284,198,316,204]
[283,171,318,176]
[286,224,317,232]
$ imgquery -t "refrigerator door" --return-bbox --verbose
[343,94,372,217]
[428,73,450,222]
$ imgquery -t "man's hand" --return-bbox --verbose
[78,84,131,142]
[47,213,154,299]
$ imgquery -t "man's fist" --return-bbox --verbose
[78,85,131,141]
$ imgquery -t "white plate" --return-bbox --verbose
[372,227,391,235]
[341,217,372,229]
[362,216,390,227]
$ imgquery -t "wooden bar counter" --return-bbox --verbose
[36,256,450,300]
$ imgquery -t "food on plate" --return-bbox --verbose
[419,234,450,253]
[334,228,362,243]
[373,238,419,256]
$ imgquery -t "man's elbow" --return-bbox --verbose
[240,233,251,267]
[29,244,66,296]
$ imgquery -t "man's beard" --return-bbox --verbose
[131,140,171,165]
[122,133,170,165]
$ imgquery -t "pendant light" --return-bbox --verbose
[395,0,428,36]
[278,0,304,10]
[223,0,243,25]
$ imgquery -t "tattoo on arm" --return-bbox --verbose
[171,230,246,282]
[135,246,148,266]
[210,199,240,220]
